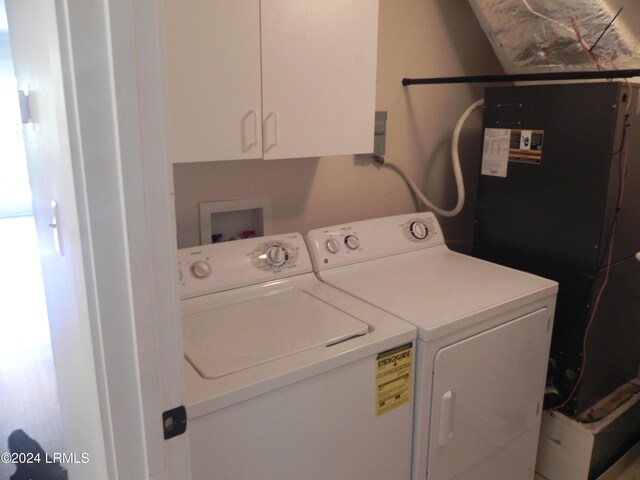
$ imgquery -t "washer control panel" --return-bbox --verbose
[250,239,300,272]
[306,212,445,271]
[178,233,312,299]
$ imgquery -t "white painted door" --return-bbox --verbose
[5,0,111,477]
[260,0,379,160]
[7,0,196,476]
[5,0,194,478]
[427,309,551,479]
[166,0,262,163]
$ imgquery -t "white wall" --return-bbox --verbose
[173,0,502,250]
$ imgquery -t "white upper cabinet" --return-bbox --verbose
[165,0,379,163]
[260,0,379,160]
[165,0,263,162]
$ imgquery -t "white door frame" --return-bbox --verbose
[55,0,189,477]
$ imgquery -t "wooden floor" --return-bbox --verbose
[0,216,63,480]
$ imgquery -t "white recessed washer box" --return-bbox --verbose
[199,197,272,245]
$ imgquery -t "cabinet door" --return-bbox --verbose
[261,0,379,160]
[166,0,262,162]
[427,309,551,479]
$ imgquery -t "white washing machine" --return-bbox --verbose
[306,213,558,480]
[178,233,417,480]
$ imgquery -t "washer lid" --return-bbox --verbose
[184,289,369,379]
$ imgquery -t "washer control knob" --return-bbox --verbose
[191,260,211,279]
[325,238,341,254]
[410,221,428,240]
[266,245,288,267]
[344,234,360,250]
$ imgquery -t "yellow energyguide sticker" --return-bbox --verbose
[376,343,413,416]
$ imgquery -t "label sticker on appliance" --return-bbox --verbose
[376,343,413,416]
[482,128,544,177]
[509,129,543,163]
[481,128,510,177]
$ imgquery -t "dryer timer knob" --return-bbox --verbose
[410,221,428,240]
[191,261,211,279]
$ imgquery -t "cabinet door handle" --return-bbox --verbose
[264,111,279,152]
[241,110,259,151]
[251,110,259,149]
[438,390,455,446]
[49,200,63,256]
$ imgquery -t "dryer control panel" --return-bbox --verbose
[306,212,445,271]
[178,233,312,299]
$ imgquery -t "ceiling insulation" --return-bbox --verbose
[468,0,640,73]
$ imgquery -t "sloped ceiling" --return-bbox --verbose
[468,0,640,73]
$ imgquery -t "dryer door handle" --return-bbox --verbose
[438,390,455,446]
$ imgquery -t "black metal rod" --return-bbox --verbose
[402,69,640,86]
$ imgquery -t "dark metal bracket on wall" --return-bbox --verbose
[402,68,640,86]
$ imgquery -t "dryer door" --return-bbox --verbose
[427,308,551,480]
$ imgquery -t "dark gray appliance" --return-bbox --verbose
[473,81,640,416]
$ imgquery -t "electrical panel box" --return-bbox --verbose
[373,111,387,156]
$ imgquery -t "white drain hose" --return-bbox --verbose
[380,98,484,217]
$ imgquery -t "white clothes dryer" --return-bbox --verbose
[306,213,558,480]
[178,233,417,480]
